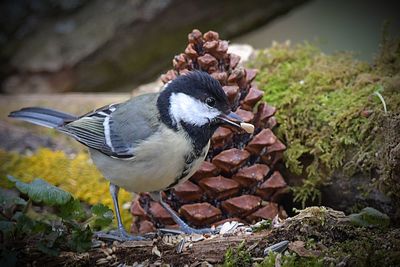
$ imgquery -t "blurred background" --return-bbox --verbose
[0,0,399,94]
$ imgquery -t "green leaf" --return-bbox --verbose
[91,203,112,216]
[15,213,50,235]
[0,188,27,208]
[58,199,87,221]
[7,176,72,206]
[37,242,60,257]
[0,221,15,238]
[37,231,62,256]
[68,226,93,252]
[91,204,114,229]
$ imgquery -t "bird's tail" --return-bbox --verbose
[8,107,77,129]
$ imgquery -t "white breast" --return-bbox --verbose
[90,127,200,193]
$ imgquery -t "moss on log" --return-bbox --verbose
[251,36,400,217]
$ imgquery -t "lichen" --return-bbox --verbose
[0,148,132,228]
[250,35,400,206]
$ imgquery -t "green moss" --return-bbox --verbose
[250,36,400,206]
[0,149,132,228]
[223,241,252,267]
[255,236,400,267]
[255,207,400,267]
[256,252,323,267]
[349,207,390,228]
[327,232,400,267]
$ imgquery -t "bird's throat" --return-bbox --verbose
[180,122,217,157]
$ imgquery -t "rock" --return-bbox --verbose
[227,44,255,64]
[1,0,307,93]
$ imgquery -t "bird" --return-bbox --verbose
[9,71,254,241]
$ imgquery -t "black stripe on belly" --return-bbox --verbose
[166,153,197,189]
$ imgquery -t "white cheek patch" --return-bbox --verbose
[169,93,220,126]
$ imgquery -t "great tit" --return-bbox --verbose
[9,71,254,240]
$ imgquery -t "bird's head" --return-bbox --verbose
[158,71,252,134]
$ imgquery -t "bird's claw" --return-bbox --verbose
[94,229,146,242]
[159,226,218,235]
[183,226,218,235]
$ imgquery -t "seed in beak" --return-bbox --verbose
[240,122,254,134]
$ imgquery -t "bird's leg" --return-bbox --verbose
[95,183,145,241]
[151,191,217,235]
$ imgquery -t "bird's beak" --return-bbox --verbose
[217,112,255,134]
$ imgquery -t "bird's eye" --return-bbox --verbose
[205,97,216,107]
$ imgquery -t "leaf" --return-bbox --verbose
[7,176,71,206]
[91,204,113,229]
[58,199,87,221]
[0,221,15,238]
[68,226,93,252]
[91,203,113,216]
[15,213,50,235]
[37,242,60,257]
[37,231,62,256]
[0,188,27,208]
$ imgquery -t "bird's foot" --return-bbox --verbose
[181,225,217,235]
[94,228,146,242]
[160,225,218,235]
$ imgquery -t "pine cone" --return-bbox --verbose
[131,30,288,234]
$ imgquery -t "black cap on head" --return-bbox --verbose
[165,71,230,113]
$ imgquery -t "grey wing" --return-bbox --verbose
[60,94,160,159]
